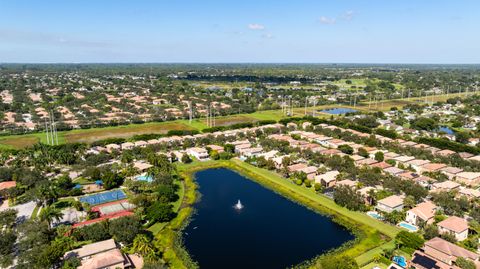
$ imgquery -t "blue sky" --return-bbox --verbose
[0,0,478,63]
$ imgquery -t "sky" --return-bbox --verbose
[0,0,479,63]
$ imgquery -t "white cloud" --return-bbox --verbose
[262,33,274,39]
[318,10,355,25]
[341,10,355,21]
[319,16,336,25]
[248,23,265,30]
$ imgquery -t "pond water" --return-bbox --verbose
[437,126,455,135]
[183,168,354,269]
[320,107,358,115]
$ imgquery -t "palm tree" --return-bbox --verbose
[132,234,156,260]
[39,205,63,227]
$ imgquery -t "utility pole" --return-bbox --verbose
[45,119,50,145]
[188,101,192,124]
[53,115,58,145]
[49,112,54,145]
[206,105,209,127]
[212,106,215,127]
[304,96,307,116]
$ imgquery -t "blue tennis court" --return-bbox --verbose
[79,189,127,205]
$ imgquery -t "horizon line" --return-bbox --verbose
[1,62,480,65]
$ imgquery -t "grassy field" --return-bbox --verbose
[0,135,41,149]
[0,91,469,149]
[200,114,259,126]
[64,121,193,143]
[154,159,400,268]
[358,92,470,111]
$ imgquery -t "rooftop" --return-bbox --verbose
[437,216,468,233]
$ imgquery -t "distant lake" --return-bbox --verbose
[437,126,455,135]
[183,168,354,269]
[320,107,358,115]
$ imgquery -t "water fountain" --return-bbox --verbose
[234,199,244,210]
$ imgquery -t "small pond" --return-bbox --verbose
[183,168,354,269]
[320,107,358,115]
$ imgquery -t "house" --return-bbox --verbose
[0,181,16,192]
[436,149,456,157]
[302,122,312,129]
[458,152,474,159]
[455,172,480,186]
[383,166,405,176]
[394,155,416,165]
[336,179,357,188]
[468,155,480,162]
[398,171,420,180]
[238,147,263,158]
[64,239,134,269]
[458,188,480,200]
[286,122,298,129]
[411,237,479,269]
[0,181,16,200]
[355,158,378,166]
[300,166,318,180]
[420,163,447,173]
[133,161,153,172]
[272,155,289,169]
[147,139,160,145]
[186,147,209,161]
[431,180,460,192]
[358,186,376,205]
[406,201,437,226]
[440,166,463,180]
[105,144,121,153]
[437,216,469,242]
[259,150,279,160]
[314,136,333,146]
[370,161,392,169]
[406,159,431,172]
[133,141,147,148]
[315,170,340,188]
[207,144,224,153]
[287,163,308,173]
[121,142,135,150]
[376,195,404,213]
[234,143,252,153]
[384,152,400,160]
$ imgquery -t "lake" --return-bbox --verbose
[437,126,455,135]
[320,107,358,115]
[183,168,354,269]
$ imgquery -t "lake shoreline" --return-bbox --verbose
[155,159,400,268]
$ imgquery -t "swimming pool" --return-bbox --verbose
[437,126,455,135]
[136,174,153,182]
[398,221,418,232]
[393,255,407,268]
[320,108,358,115]
[366,211,384,220]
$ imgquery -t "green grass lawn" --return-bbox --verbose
[361,262,388,269]
[147,179,186,235]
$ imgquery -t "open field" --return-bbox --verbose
[0,92,470,149]
[200,114,258,126]
[64,122,193,143]
[156,160,400,267]
[0,135,40,149]
[358,92,470,111]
